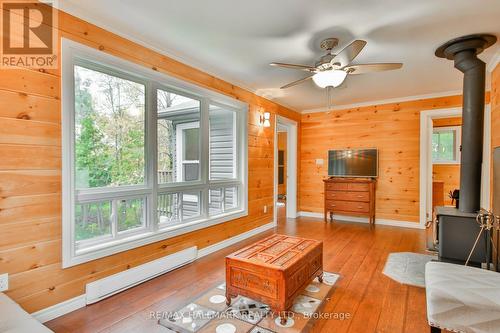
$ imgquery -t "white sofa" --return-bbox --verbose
[0,293,53,333]
[425,261,500,333]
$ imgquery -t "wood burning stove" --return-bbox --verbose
[434,34,496,266]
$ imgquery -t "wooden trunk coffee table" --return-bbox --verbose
[225,234,323,324]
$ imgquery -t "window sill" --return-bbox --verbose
[64,209,248,268]
[432,162,460,165]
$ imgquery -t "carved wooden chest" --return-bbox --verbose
[225,234,323,317]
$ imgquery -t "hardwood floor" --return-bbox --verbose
[46,212,434,333]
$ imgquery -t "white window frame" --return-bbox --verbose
[62,39,248,268]
[176,121,200,182]
[432,126,461,164]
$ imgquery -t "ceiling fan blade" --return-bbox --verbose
[280,75,314,89]
[330,40,367,68]
[270,62,317,72]
[345,63,403,75]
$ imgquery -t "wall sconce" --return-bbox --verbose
[260,112,271,128]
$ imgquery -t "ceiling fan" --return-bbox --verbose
[270,38,403,89]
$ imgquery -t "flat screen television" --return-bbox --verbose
[328,149,378,178]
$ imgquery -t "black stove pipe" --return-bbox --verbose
[455,49,485,213]
[435,34,497,213]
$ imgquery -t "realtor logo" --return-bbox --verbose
[1,0,58,69]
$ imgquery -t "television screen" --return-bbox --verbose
[328,149,378,177]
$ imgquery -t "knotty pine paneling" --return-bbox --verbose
[433,116,462,127]
[433,165,460,204]
[0,5,300,312]
[0,90,60,123]
[300,95,478,222]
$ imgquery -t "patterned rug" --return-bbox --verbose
[158,272,339,333]
[383,252,437,288]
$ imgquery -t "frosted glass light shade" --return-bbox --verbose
[312,70,347,88]
[261,112,271,127]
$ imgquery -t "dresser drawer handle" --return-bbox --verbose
[357,195,363,198]
[358,206,363,209]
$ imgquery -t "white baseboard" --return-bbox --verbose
[86,246,198,304]
[31,220,276,323]
[297,211,425,229]
[375,218,425,229]
[298,211,324,218]
[32,294,86,323]
[197,220,276,258]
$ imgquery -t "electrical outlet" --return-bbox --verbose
[0,273,8,292]
[263,205,268,213]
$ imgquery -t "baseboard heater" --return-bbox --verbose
[86,246,198,304]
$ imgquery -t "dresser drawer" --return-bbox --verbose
[348,183,370,192]
[326,191,369,202]
[326,200,370,213]
[325,182,348,191]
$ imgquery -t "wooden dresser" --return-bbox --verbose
[323,177,376,224]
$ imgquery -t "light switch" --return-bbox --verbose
[315,159,324,166]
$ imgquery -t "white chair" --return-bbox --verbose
[425,261,500,333]
[0,292,53,333]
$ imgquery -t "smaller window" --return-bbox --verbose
[117,197,146,233]
[157,193,179,225]
[75,201,112,241]
[176,122,200,182]
[157,90,201,184]
[432,126,461,164]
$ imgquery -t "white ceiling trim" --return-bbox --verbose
[487,49,500,72]
[301,89,463,114]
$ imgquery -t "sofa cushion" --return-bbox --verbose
[425,262,500,333]
[0,293,53,333]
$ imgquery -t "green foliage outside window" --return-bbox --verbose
[432,129,458,163]
[74,66,146,239]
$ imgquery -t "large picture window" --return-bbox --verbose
[62,40,248,267]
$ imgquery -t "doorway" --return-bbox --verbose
[274,116,298,223]
[420,106,491,228]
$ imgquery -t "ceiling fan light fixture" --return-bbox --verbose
[312,70,347,88]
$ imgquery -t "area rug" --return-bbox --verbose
[383,252,437,288]
[158,272,339,333]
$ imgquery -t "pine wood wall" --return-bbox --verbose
[300,95,471,223]
[432,165,460,205]
[0,5,300,313]
[432,116,462,127]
